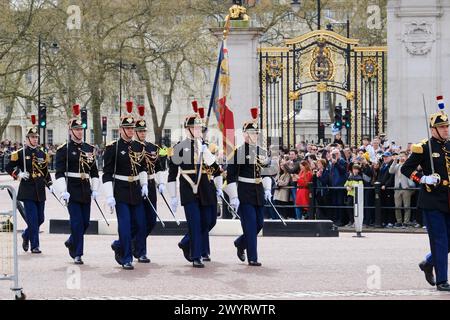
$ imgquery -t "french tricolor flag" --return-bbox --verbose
[437,95,445,110]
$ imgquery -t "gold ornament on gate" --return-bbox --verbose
[289,90,301,101]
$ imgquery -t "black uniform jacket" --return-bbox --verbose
[6,146,52,202]
[55,140,99,204]
[401,137,450,214]
[168,138,221,206]
[102,138,147,205]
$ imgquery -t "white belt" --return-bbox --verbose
[67,172,90,179]
[238,176,262,184]
[114,174,139,182]
[148,174,155,180]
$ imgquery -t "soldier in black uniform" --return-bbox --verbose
[401,110,450,291]
[133,109,167,262]
[225,109,273,266]
[6,121,53,254]
[167,113,222,268]
[102,112,148,270]
[54,114,100,265]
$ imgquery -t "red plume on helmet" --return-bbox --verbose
[72,104,80,117]
[191,100,198,113]
[30,115,36,125]
[137,105,145,117]
[250,107,259,120]
[198,107,205,119]
[125,101,133,114]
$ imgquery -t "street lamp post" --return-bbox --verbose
[117,59,137,117]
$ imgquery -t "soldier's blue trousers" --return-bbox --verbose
[423,210,450,284]
[234,204,264,262]
[66,201,91,258]
[22,200,45,250]
[114,202,146,265]
[180,204,216,258]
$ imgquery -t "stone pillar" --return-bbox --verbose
[211,27,264,145]
[387,0,450,147]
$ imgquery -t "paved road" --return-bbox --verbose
[1,232,449,300]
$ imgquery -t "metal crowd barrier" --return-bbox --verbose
[0,185,26,300]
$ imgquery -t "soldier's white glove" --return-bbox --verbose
[141,184,149,198]
[230,197,240,212]
[18,171,29,181]
[106,196,116,209]
[157,183,166,194]
[216,189,224,198]
[264,190,272,201]
[62,192,71,202]
[91,190,99,200]
[170,197,179,213]
[420,175,440,185]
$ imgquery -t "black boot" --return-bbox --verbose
[122,262,134,270]
[31,247,42,254]
[419,260,436,286]
[248,261,262,267]
[22,234,29,252]
[192,259,205,268]
[437,282,450,292]
[74,256,84,265]
[138,256,150,263]
[178,242,192,262]
[65,240,75,259]
[111,242,122,266]
[202,255,211,262]
[234,243,245,262]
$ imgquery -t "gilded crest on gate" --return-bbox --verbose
[361,58,378,79]
[265,58,284,83]
[309,39,335,82]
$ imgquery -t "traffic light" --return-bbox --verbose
[102,116,107,136]
[343,108,351,129]
[80,108,87,129]
[334,103,343,130]
[38,103,47,128]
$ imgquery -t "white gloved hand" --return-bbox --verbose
[61,192,71,202]
[216,189,224,198]
[18,171,29,181]
[170,197,179,213]
[201,143,208,153]
[141,184,148,198]
[264,190,272,201]
[106,196,116,209]
[158,184,166,194]
[420,175,440,185]
[91,190,99,200]
[230,197,240,212]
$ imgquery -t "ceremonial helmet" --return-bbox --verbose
[184,100,203,128]
[242,107,260,133]
[68,104,84,129]
[120,101,135,128]
[26,115,39,137]
[430,96,449,128]
[135,105,147,131]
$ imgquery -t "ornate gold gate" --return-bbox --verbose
[259,30,387,148]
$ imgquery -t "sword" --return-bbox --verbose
[267,198,287,226]
[159,192,180,226]
[94,198,110,226]
[145,196,165,228]
[219,195,240,219]
[47,186,68,209]
[422,94,441,185]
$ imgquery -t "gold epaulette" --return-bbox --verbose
[10,150,19,162]
[57,143,67,151]
[411,142,424,154]
[106,140,117,147]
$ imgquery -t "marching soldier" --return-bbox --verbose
[225,107,273,266]
[6,115,53,254]
[102,103,148,270]
[401,96,450,291]
[53,105,100,265]
[167,109,223,268]
[132,105,167,262]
